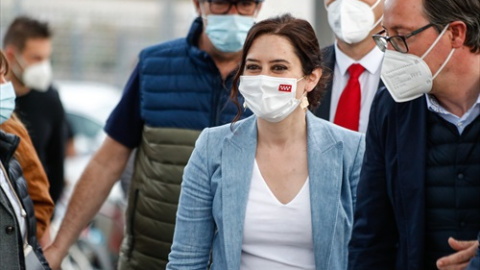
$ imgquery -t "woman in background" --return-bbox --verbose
[1,50,51,269]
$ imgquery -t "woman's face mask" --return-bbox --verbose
[239,75,306,123]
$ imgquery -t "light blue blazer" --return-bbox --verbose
[167,111,365,270]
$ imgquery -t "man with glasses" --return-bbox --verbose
[348,0,480,269]
[44,1,263,269]
[314,0,385,133]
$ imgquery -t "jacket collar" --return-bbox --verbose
[0,130,19,166]
[220,112,344,269]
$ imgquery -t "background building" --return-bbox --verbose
[0,0,333,89]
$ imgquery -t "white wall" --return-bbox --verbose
[257,0,315,23]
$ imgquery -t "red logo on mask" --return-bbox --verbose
[278,84,292,92]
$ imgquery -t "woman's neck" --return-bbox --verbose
[256,108,308,149]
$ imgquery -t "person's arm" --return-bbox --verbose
[44,64,142,270]
[167,129,215,270]
[436,237,479,270]
[348,93,398,269]
[44,136,132,269]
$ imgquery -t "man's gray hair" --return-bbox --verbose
[423,0,480,53]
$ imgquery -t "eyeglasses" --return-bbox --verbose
[372,23,435,53]
[206,0,260,16]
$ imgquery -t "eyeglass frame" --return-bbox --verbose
[372,23,437,53]
[205,0,261,16]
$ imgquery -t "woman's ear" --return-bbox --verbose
[305,68,323,92]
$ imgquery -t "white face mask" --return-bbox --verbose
[14,55,52,92]
[239,75,305,123]
[381,24,455,102]
[326,0,383,44]
[22,60,52,92]
[0,82,17,124]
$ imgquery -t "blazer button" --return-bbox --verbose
[5,226,15,234]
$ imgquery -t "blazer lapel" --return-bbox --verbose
[221,117,258,270]
[396,96,427,262]
[306,113,343,269]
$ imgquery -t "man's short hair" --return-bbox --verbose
[3,16,52,51]
[423,0,480,53]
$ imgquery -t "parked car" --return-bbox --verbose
[53,80,125,270]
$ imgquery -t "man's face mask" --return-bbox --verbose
[326,0,383,44]
[381,24,455,102]
[13,54,52,92]
[205,14,255,53]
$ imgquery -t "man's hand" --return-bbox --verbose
[43,244,65,270]
[436,237,478,270]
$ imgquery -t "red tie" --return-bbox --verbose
[334,63,365,131]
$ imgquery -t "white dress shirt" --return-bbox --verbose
[329,42,384,133]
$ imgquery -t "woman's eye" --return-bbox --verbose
[272,65,287,71]
[245,64,260,70]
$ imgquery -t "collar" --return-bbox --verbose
[186,17,204,47]
[425,93,480,116]
[425,94,480,114]
[334,41,384,76]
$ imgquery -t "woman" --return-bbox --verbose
[1,50,51,269]
[167,14,364,270]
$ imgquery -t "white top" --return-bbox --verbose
[426,93,480,134]
[240,160,315,270]
[329,42,384,133]
[0,165,27,241]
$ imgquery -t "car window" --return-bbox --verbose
[66,112,103,139]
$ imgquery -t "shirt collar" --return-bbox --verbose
[425,93,480,116]
[334,41,384,76]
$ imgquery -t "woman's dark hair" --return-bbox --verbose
[0,50,10,77]
[231,13,329,122]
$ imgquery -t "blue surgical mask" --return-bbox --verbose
[0,82,16,124]
[205,14,255,53]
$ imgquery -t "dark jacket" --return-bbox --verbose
[118,17,251,270]
[348,88,480,269]
[0,130,50,270]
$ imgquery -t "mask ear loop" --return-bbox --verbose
[421,24,450,59]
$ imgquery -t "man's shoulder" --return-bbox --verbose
[140,37,189,59]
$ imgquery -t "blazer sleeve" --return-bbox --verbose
[167,129,215,270]
[348,92,399,269]
[0,117,54,239]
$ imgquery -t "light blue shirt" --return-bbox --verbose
[425,93,480,134]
